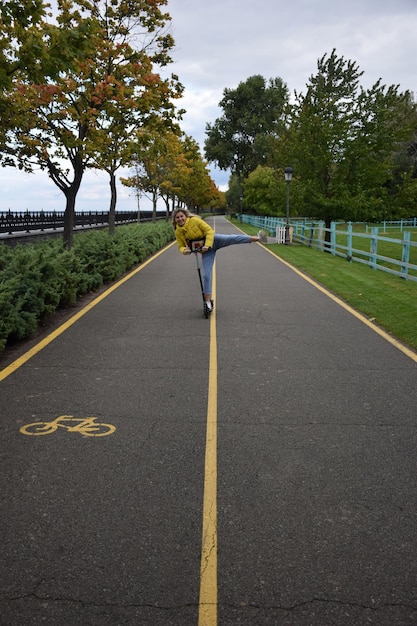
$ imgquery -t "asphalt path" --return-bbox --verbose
[1,216,417,625]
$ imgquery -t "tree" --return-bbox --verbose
[0,0,92,155]
[157,131,194,216]
[383,96,417,216]
[178,136,215,211]
[225,173,242,212]
[0,1,46,87]
[1,1,102,247]
[123,132,217,217]
[243,166,282,216]
[288,49,417,226]
[122,127,184,221]
[84,0,183,234]
[207,181,227,212]
[204,74,289,185]
[1,0,180,248]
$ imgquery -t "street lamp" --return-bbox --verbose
[284,166,293,244]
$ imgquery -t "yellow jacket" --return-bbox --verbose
[175,216,214,253]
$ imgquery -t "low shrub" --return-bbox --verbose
[0,220,174,353]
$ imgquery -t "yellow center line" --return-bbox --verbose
[198,264,218,626]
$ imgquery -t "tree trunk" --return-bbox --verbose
[49,154,84,250]
[162,194,170,219]
[108,170,116,236]
[136,187,141,223]
[152,189,157,223]
[63,189,77,250]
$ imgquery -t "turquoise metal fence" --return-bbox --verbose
[239,215,417,282]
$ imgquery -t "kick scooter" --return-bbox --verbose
[189,239,214,319]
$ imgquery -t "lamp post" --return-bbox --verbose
[284,166,293,244]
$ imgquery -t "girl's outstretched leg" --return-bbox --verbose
[212,231,266,249]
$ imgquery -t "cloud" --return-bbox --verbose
[165,0,417,189]
[0,167,142,213]
[167,0,416,96]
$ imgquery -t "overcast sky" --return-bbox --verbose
[1,0,416,213]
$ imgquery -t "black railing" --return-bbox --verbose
[0,210,167,235]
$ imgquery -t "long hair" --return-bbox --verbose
[171,207,195,229]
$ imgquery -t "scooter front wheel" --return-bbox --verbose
[203,300,214,318]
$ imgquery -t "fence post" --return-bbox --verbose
[370,227,378,269]
[308,223,315,248]
[300,221,306,244]
[347,222,352,261]
[330,222,336,255]
[318,221,324,251]
[7,209,13,234]
[401,231,411,278]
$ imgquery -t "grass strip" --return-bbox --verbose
[231,219,417,351]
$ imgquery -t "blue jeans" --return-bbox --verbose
[202,233,251,294]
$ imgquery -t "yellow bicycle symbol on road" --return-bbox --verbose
[20,415,116,437]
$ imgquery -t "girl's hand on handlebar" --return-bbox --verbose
[183,247,191,255]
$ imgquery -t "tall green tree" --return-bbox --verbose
[243,166,283,216]
[204,74,289,187]
[288,49,416,226]
[225,173,242,212]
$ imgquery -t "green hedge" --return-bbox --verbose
[0,221,174,353]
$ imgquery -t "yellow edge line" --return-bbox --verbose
[198,264,218,626]
[261,244,417,364]
[0,242,176,382]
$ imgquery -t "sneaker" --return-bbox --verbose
[205,300,212,312]
[258,230,267,243]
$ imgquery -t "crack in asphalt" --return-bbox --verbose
[3,591,199,611]
[223,597,417,612]
[3,593,417,613]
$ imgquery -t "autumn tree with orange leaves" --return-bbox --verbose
[0,0,182,248]
[122,131,221,218]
